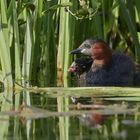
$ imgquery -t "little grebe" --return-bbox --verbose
[69,38,135,86]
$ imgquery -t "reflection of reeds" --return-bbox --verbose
[1,0,140,87]
[57,95,69,140]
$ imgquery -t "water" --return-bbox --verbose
[1,89,140,140]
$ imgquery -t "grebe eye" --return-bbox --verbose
[84,44,91,48]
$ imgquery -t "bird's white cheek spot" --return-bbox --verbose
[81,49,86,53]
[81,48,92,56]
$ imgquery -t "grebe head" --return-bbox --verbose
[70,38,112,65]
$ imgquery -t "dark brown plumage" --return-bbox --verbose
[69,38,135,86]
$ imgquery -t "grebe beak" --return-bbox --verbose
[69,48,82,54]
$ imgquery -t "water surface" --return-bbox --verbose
[0,88,140,140]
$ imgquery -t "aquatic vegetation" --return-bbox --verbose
[0,0,140,139]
